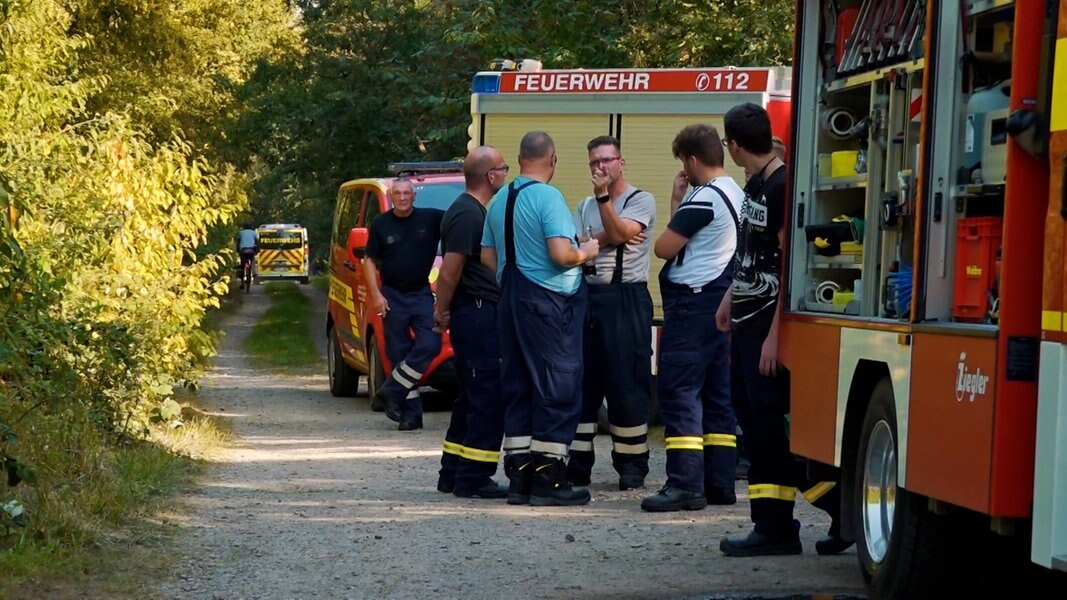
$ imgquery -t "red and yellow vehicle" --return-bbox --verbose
[326,162,463,405]
[783,1,1066,597]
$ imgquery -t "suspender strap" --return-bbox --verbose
[504,179,541,266]
[705,184,741,233]
[611,189,643,284]
[673,184,737,268]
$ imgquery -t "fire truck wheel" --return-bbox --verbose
[328,325,360,398]
[854,378,952,599]
[367,333,385,412]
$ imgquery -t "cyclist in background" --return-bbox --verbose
[237,224,258,288]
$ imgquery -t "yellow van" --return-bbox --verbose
[254,223,310,285]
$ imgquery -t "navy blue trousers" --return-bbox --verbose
[657,272,736,494]
[440,299,505,488]
[568,283,653,480]
[379,285,441,423]
[498,266,586,459]
[730,333,841,537]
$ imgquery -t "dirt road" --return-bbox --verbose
[158,283,867,599]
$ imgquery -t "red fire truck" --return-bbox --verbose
[782,0,1066,597]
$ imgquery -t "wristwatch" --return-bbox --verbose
[595,194,611,204]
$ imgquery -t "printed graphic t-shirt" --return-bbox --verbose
[731,165,786,336]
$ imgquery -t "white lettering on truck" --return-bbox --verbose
[511,72,651,93]
[955,352,990,403]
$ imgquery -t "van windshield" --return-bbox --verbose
[413,182,465,211]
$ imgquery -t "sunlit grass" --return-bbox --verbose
[0,402,230,597]
[243,281,319,368]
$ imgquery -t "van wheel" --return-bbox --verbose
[855,378,951,599]
[367,333,385,412]
[328,326,360,397]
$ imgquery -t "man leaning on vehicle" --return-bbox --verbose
[364,179,444,431]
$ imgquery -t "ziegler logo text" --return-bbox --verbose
[955,352,990,403]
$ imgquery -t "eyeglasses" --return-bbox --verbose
[588,156,621,168]
[487,165,510,174]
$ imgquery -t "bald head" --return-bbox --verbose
[519,131,555,161]
[464,146,499,185]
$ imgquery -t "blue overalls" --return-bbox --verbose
[658,272,736,497]
[378,284,441,427]
[566,198,654,487]
[497,181,587,460]
[439,297,505,491]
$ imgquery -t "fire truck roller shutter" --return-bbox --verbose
[619,114,750,319]
[482,114,611,214]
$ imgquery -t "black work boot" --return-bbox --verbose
[618,474,645,491]
[504,453,533,505]
[815,520,854,555]
[720,520,802,557]
[640,485,708,512]
[453,480,509,499]
[530,454,591,506]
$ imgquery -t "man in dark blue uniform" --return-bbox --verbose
[481,131,599,507]
[433,145,510,498]
[566,136,656,492]
[718,102,851,556]
[641,124,745,512]
[364,179,443,431]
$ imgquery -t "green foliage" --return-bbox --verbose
[243,282,319,368]
[229,0,794,262]
[0,0,292,568]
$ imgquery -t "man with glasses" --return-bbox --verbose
[481,131,599,506]
[566,136,656,492]
[433,146,510,499]
[718,102,850,557]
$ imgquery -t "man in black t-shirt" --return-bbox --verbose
[365,178,444,430]
[717,102,852,558]
[431,146,510,499]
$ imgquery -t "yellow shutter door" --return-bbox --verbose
[483,114,612,211]
[620,114,748,317]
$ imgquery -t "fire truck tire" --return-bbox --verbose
[367,333,385,412]
[328,325,360,398]
[855,378,952,599]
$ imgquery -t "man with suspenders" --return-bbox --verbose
[566,135,657,491]
[642,124,745,512]
[480,131,600,506]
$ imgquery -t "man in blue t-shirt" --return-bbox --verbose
[480,131,599,507]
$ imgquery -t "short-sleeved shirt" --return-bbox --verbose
[731,165,786,335]
[440,193,499,304]
[481,176,582,296]
[573,185,656,284]
[366,207,444,293]
[659,176,744,289]
[237,229,257,249]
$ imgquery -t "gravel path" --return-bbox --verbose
[157,283,867,600]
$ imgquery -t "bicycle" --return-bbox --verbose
[239,248,257,293]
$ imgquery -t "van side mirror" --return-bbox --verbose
[348,228,369,259]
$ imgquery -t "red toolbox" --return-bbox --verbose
[952,217,1002,322]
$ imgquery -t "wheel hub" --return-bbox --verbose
[862,420,897,564]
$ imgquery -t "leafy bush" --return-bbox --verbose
[0,0,246,552]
